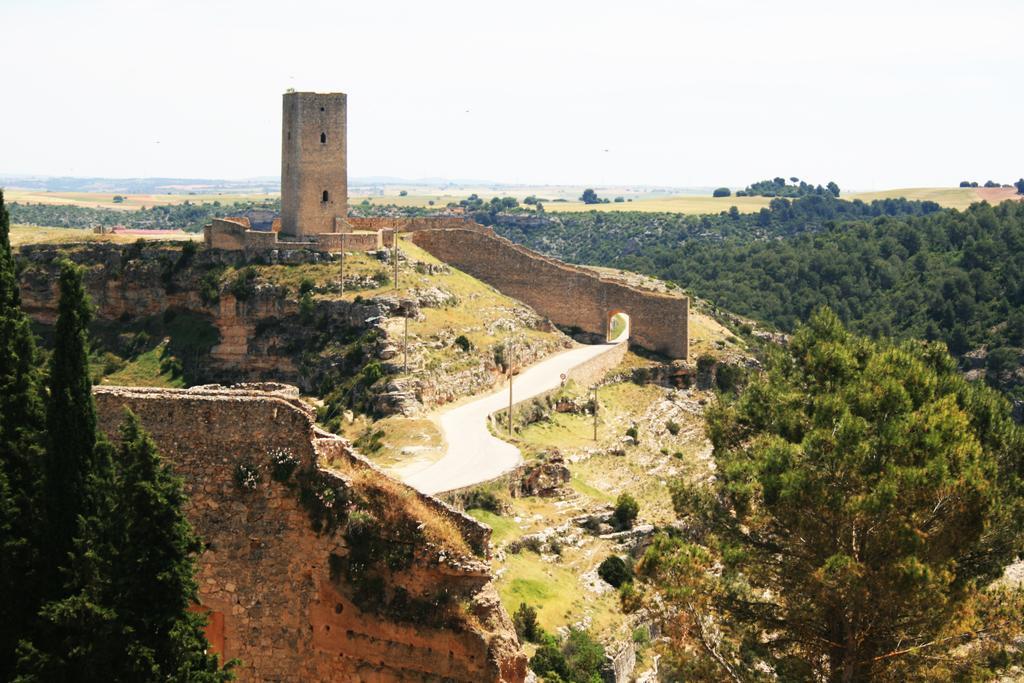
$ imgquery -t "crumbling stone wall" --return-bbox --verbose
[93,384,526,682]
[204,218,250,250]
[412,229,689,359]
[349,216,486,233]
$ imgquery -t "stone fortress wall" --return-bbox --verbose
[412,228,689,359]
[204,216,392,254]
[202,215,689,359]
[92,383,525,682]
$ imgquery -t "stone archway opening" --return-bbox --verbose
[607,310,631,343]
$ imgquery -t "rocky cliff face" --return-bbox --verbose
[92,383,527,681]
[17,241,564,415]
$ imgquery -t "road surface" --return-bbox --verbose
[402,341,623,495]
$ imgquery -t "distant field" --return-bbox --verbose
[7,186,1021,217]
[354,193,773,214]
[845,186,1023,210]
[4,189,277,211]
[9,224,199,247]
[540,194,772,214]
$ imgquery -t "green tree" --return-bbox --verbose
[41,260,100,588]
[530,628,606,683]
[580,188,599,205]
[512,602,540,643]
[0,189,47,677]
[597,555,632,588]
[17,413,233,681]
[612,492,639,530]
[826,181,840,197]
[713,187,731,198]
[641,309,1024,681]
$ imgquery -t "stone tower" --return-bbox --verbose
[280,91,347,237]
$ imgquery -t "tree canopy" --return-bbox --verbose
[496,197,1024,398]
[0,191,232,680]
[639,309,1024,681]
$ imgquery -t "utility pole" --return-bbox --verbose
[507,339,514,439]
[404,314,409,373]
[393,233,399,290]
[593,386,598,441]
[339,237,345,296]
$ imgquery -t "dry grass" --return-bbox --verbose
[4,189,276,211]
[540,194,771,214]
[844,187,987,210]
[356,416,444,470]
[9,224,199,247]
[342,465,472,558]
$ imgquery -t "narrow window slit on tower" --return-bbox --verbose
[320,132,326,143]
[322,190,329,202]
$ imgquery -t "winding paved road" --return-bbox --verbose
[402,341,623,495]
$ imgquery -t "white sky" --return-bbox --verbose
[1,0,1021,190]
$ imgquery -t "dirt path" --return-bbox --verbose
[401,341,624,495]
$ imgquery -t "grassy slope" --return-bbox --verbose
[253,234,566,374]
[100,341,185,388]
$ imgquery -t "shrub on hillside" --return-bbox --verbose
[530,628,606,683]
[513,602,541,643]
[463,489,503,514]
[597,555,632,588]
[713,187,731,198]
[613,493,639,530]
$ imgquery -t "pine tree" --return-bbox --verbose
[41,259,100,586]
[641,308,1024,681]
[0,189,46,677]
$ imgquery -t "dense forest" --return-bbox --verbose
[8,198,281,232]
[495,196,1024,397]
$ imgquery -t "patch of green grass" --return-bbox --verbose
[497,551,619,635]
[466,508,520,545]
[101,341,184,388]
[570,473,614,504]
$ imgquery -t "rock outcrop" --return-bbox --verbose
[18,241,567,415]
[93,383,527,682]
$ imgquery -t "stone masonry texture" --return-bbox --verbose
[412,228,689,359]
[281,92,348,238]
[93,384,526,682]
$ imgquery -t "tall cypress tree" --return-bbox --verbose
[16,413,233,681]
[0,189,46,677]
[41,259,99,585]
[107,411,231,679]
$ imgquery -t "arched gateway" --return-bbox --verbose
[411,228,688,359]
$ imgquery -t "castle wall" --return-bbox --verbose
[92,385,525,682]
[281,92,348,238]
[205,218,250,250]
[315,231,381,252]
[412,229,689,359]
[349,216,486,233]
[564,338,629,388]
